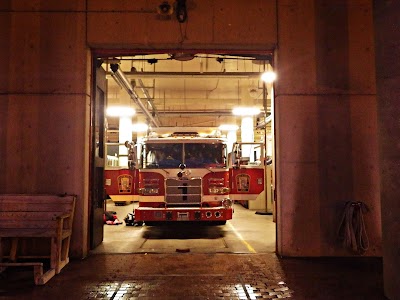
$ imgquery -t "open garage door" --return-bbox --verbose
[90,50,276,254]
[89,61,107,249]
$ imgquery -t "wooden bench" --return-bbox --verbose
[0,194,76,285]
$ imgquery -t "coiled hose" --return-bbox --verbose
[337,201,369,254]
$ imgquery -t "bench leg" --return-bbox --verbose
[36,267,56,285]
[0,262,55,285]
[52,236,71,274]
[10,238,19,262]
[59,236,71,273]
[50,237,58,272]
[0,238,4,273]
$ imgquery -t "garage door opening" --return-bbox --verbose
[90,50,277,254]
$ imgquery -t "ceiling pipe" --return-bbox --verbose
[136,78,162,125]
[107,71,263,79]
[110,64,159,128]
[135,109,267,116]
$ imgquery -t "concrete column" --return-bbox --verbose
[276,1,380,257]
[374,1,400,299]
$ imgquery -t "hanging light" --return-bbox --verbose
[132,123,149,132]
[261,71,277,83]
[218,124,239,131]
[232,107,261,116]
[106,106,136,117]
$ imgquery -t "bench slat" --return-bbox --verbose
[0,194,74,202]
[0,229,71,238]
[0,212,70,220]
[1,220,59,229]
[0,203,73,212]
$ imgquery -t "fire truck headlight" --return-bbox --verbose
[222,199,233,208]
[209,187,229,194]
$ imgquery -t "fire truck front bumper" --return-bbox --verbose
[134,207,233,222]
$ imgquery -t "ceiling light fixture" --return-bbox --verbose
[106,106,136,117]
[232,107,261,116]
[261,71,277,83]
[249,88,260,99]
[218,124,239,131]
[132,123,149,132]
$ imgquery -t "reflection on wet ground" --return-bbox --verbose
[0,253,384,299]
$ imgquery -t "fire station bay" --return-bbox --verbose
[101,54,275,248]
[1,1,398,299]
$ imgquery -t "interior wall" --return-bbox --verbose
[276,0,380,256]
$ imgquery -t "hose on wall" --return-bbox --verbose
[337,201,370,254]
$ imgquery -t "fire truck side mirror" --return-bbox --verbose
[125,141,137,170]
[128,160,136,170]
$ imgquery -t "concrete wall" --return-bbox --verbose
[275,0,380,256]
[0,1,90,258]
[86,0,277,49]
[374,1,400,298]
[0,0,381,259]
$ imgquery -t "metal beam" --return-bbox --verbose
[108,71,263,79]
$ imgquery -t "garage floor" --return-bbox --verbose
[93,202,276,254]
[0,203,385,299]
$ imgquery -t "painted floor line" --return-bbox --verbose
[227,221,256,253]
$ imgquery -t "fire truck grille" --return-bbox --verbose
[165,178,202,206]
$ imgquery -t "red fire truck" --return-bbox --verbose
[132,132,233,225]
[106,130,268,225]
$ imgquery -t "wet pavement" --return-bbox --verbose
[0,253,385,299]
[0,204,386,299]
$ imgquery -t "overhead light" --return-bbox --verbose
[132,123,149,132]
[232,107,261,116]
[218,124,239,131]
[249,88,260,98]
[261,71,277,83]
[106,106,136,117]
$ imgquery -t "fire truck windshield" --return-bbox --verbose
[142,142,226,169]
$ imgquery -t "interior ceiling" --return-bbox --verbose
[102,52,273,141]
